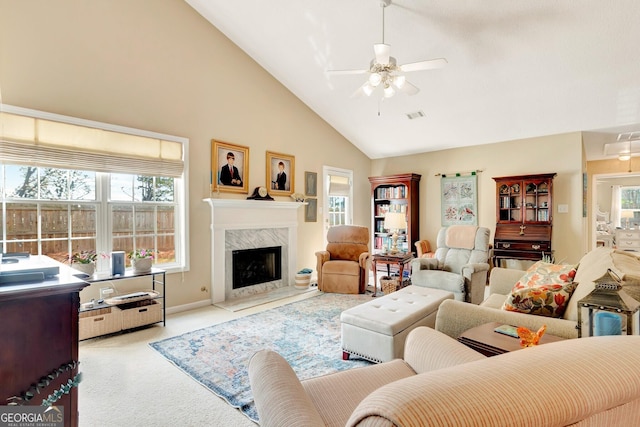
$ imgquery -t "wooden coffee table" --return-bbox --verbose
[458,322,565,357]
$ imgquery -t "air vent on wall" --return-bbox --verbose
[406,110,426,120]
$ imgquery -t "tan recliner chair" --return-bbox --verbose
[315,225,370,294]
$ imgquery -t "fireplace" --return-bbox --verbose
[204,198,305,303]
[232,246,282,289]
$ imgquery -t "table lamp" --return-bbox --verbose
[621,210,634,229]
[384,212,407,254]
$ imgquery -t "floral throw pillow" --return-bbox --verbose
[502,261,578,318]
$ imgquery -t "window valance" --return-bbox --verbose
[0,108,185,177]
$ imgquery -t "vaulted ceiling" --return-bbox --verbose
[186,0,640,161]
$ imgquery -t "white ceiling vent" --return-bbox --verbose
[406,110,426,120]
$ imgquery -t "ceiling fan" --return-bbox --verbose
[327,0,447,99]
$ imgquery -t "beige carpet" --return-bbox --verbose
[79,290,321,426]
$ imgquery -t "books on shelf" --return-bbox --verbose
[375,203,406,216]
[375,186,406,200]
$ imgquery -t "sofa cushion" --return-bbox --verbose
[502,261,577,318]
[481,293,508,309]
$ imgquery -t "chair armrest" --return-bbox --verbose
[403,327,485,374]
[460,262,489,278]
[410,257,439,271]
[248,350,325,427]
[315,251,330,288]
[315,250,329,263]
[460,263,490,304]
[489,267,525,295]
[414,240,433,258]
[359,252,370,268]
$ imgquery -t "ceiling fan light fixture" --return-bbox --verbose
[369,72,382,87]
[393,75,406,88]
[384,85,395,98]
[362,82,375,96]
[619,153,631,161]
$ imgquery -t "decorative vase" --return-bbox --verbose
[131,257,152,274]
[72,262,95,276]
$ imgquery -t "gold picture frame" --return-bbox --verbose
[212,139,249,194]
[266,151,294,196]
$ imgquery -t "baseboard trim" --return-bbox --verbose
[165,299,211,315]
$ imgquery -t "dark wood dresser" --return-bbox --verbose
[0,256,89,427]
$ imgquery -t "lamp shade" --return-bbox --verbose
[384,212,406,230]
[621,210,635,219]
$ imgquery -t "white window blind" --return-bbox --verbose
[328,175,350,196]
[0,108,184,177]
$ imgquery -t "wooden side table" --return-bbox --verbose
[458,322,565,357]
[371,252,413,297]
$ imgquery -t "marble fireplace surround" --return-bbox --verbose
[204,198,305,304]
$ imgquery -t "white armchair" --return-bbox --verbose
[410,225,490,304]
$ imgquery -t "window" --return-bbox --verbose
[0,165,182,271]
[0,106,187,273]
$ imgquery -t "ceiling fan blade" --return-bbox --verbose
[396,79,420,96]
[400,58,447,72]
[326,68,368,76]
[374,43,390,65]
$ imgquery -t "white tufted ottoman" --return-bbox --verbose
[340,286,454,363]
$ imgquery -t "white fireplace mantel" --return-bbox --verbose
[203,198,305,303]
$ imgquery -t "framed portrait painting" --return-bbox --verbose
[211,139,249,194]
[266,151,294,196]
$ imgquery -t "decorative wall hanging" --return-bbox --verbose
[266,151,295,196]
[305,198,318,222]
[440,172,478,226]
[211,139,249,194]
[305,171,317,196]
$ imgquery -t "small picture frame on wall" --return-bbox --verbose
[305,171,317,197]
[266,151,295,196]
[305,198,317,222]
[211,139,249,194]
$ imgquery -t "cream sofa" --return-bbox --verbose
[249,326,640,427]
[436,246,640,339]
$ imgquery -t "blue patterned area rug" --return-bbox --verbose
[149,292,373,422]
